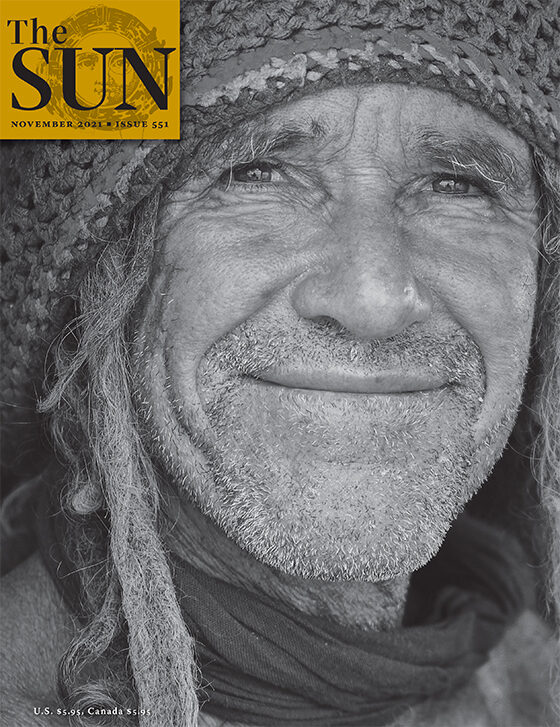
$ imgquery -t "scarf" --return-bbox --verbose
[171,514,532,725]
[36,493,532,727]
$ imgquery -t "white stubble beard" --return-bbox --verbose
[135,305,526,583]
[187,312,505,582]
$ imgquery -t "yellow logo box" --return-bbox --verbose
[0,1,180,139]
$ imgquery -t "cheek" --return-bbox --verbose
[409,214,537,435]
[428,238,535,341]
[153,207,319,373]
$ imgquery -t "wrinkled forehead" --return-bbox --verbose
[269,85,528,147]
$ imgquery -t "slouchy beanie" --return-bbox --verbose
[2,0,559,467]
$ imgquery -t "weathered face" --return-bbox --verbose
[133,85,539,582]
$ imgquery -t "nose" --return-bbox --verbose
[291,219,432,340]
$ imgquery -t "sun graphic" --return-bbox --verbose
[43,5,170,125]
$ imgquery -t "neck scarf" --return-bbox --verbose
[171,514,532,725]
[36,492,532,727]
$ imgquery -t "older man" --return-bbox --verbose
[1,1,559,726]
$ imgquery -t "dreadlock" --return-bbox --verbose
[40,190,200,727]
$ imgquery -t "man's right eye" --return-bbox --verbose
[219,161,283,186]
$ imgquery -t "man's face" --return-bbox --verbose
[133,85,538,581]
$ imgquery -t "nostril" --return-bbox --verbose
[313,315,334,327]
[311,315,347,334]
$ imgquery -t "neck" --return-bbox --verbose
[161,488,409,631]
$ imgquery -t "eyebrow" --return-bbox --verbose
[191,117,327,172]
[415,129,532,194]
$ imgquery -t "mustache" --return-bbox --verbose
[200,314,486,388]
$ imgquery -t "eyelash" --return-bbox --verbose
[431,174,475,195]
[218,160,285,190]
[430,172,499,199]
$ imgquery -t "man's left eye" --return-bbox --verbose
[223,161,282,184]
[432,176,473,194]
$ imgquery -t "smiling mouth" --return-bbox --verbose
[251,368,450,395]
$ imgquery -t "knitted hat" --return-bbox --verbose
[2,0,559,472]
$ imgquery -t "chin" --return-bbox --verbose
[213,508,458,582]
[189,430,495,583]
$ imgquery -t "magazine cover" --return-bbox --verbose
[1,1,559,725]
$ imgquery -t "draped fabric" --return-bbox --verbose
[172,515,532,725]
[37,492,532,727]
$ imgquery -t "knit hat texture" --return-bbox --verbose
[2,0,559,468]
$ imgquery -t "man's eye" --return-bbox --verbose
[432,176,473,194]
[222,161,282,185]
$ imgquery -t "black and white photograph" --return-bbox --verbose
[1,1,559,725]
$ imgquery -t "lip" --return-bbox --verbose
[252,368,449,395]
